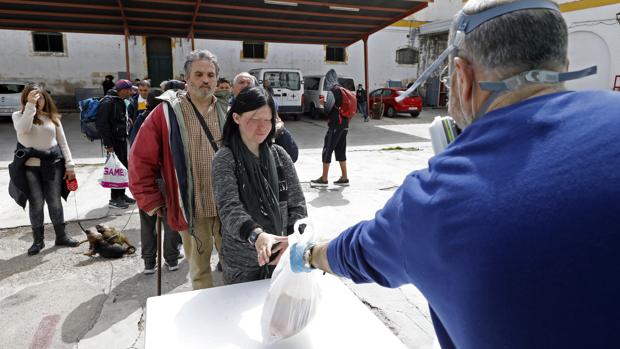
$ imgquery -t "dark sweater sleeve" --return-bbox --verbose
[212,147,257,243]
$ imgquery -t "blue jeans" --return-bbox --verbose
[25,165,65,229]
[357,102,368,119]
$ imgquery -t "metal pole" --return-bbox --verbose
[363,36,370,117]
[124,27,131,80]
[191,31,195,50]
[156,215,162,296]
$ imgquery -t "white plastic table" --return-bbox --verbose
[145,274,406,348]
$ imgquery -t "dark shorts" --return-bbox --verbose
[321,127,348,163]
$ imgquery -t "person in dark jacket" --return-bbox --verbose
[129,88,162,145]
[129,88,183,273]
[310,69,349,187]
[96,79,136,209]
[131,80,151,116]
[356,83,368,122]
[212,86,307,284]
[102,75,115,95]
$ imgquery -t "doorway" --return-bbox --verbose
[146,37,173,88]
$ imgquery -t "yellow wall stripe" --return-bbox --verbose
[391,20,427,28]
[560,0,620,13]
[391,0,620,28]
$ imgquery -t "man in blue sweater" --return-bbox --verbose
[291,1,620,348]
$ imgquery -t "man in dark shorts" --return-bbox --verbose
[311,69,349,187]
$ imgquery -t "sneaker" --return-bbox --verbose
[334,177,350,186]
[165,260,179,271]
[310,177,328,187]
[121,195,136,204]
[109,199,129,209]
[144,261,156,274]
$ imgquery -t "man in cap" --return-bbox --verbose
[290,1,620,348]
[96,79,136,209]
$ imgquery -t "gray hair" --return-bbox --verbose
[449,0,568,79]
[184,49,220,78]
[137,80,151,88]
[233,72,258,86]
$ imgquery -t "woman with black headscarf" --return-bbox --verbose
[212,86,307,284]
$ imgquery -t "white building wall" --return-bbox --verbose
[411,0,620,91]
[1,25,418,100]
[0,31,151,95]
[187,27,417,92]
[562,3,620,91]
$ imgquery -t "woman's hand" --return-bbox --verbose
[267,237,289,266]
[27,90,40,105]
[64,169,76,180]
[255,233,288,267]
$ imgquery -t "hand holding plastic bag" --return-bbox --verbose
[101,152,129,188]
[261,218,322,344]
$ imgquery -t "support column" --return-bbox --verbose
[191,30,195,50]
[124,27,131,80]
[363,36,370,115]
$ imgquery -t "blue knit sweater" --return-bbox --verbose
[328,90,620,349]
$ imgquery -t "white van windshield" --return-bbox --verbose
[265,72,301,91]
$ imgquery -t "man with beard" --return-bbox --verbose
[289,0,620,348]
[129,49,228,289]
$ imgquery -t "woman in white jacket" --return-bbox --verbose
[12,84,79,255]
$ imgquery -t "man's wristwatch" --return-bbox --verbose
[302,243,316,269]
[248,227,264,246]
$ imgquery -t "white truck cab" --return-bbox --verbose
[249,68,304,120]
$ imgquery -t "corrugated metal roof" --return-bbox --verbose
[0,0,430,46]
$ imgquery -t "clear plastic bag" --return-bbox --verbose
[261,218,322,344]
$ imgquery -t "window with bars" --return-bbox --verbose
[242,42,265,59]
[326,46,345,62]
[32,32,64,53]
[396,47,419,65]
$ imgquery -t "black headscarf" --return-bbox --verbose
[222,87,283,236]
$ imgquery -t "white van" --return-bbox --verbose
[302,75,355,119]
[249,68,303,120]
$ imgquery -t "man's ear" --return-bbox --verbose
[454,57,475,105]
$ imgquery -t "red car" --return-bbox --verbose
[369,87,423,117]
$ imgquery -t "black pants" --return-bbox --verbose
[111,138,128,200]
[139,209,182,265]
[321,127,348,163]
[25,165,64,229]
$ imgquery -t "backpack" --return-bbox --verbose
[336,86,357,120]
[79,97,103,141]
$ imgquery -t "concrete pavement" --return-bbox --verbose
[0,109,445,348]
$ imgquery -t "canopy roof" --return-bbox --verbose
[0,0,429,46]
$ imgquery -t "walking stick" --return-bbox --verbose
[156,215,162,296]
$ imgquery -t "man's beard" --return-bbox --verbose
[189,84,214,99]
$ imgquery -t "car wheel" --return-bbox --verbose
[410,111,420,118]
[310,104,319,119]
[386,106,396,118]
